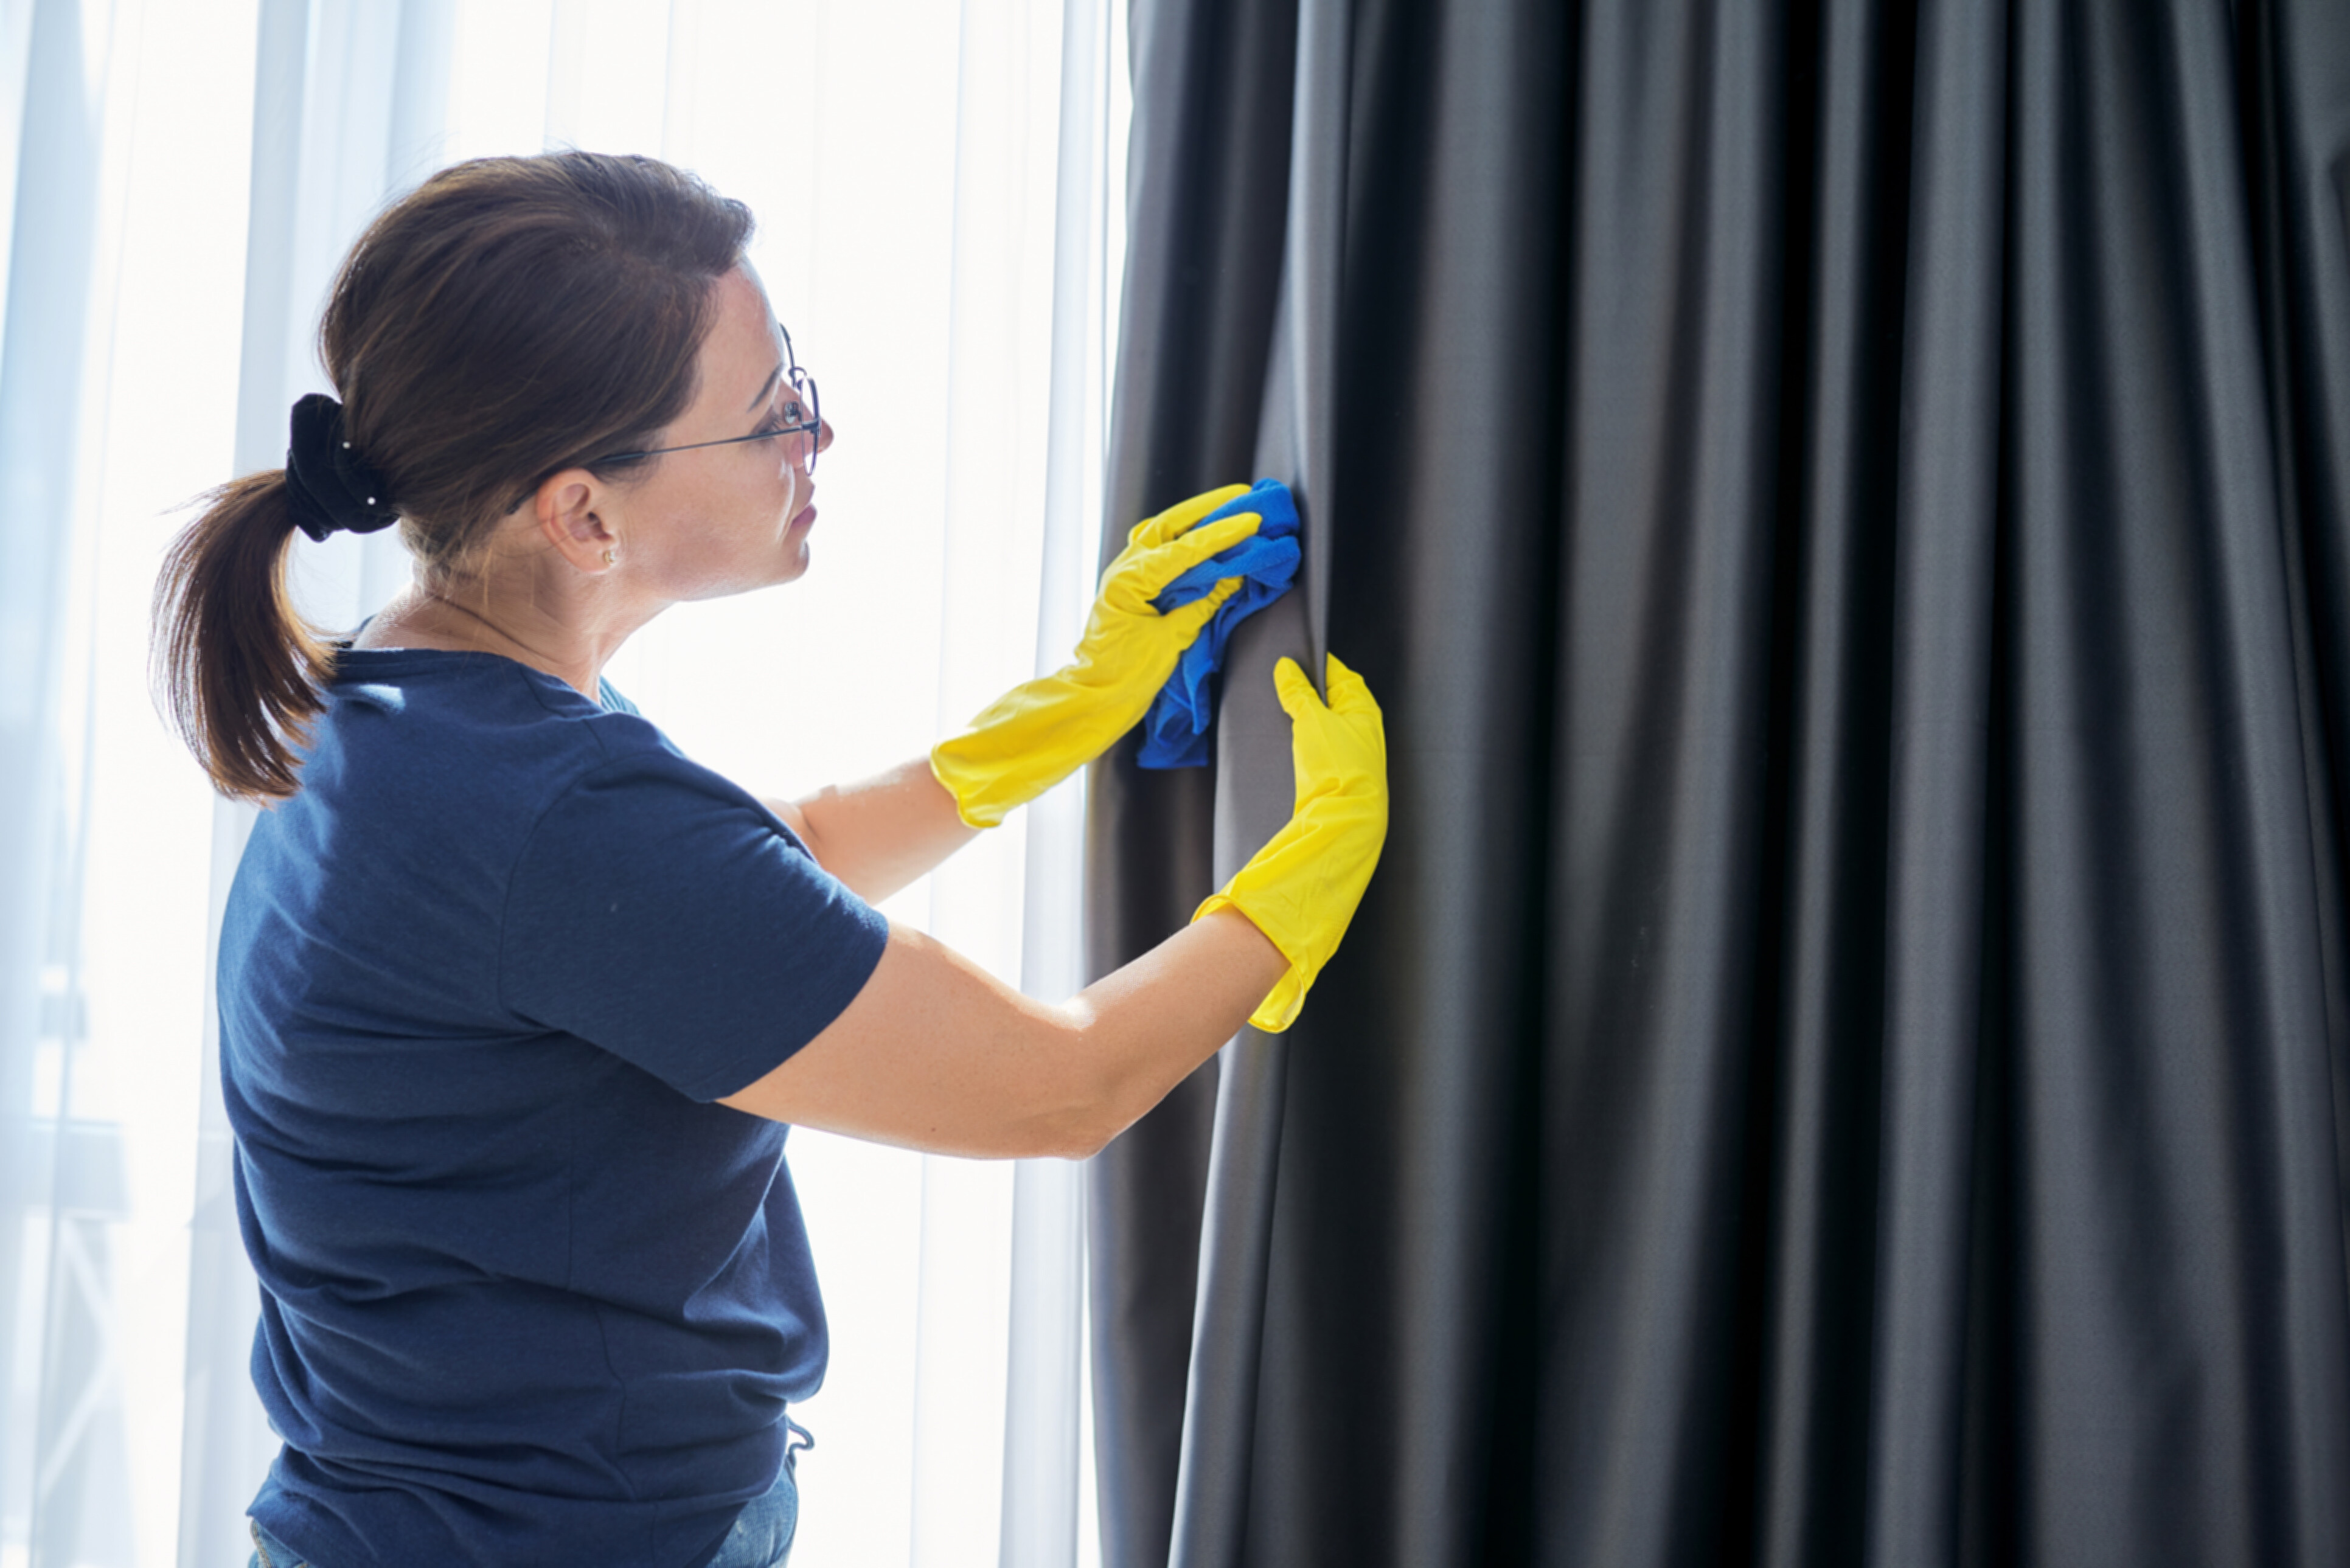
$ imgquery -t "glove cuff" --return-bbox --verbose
[928,743,1014,829]
[1192,890,1309,1033]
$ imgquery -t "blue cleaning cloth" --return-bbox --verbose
[1139,477,1301,768]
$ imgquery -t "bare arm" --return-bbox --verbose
[737,648,1383,1156]
[718,905,1287,1159]
[764,756,979,906]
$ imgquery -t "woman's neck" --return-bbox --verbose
[352,578,656,698]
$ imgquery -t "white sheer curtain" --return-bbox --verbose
[0,1,1127,1564]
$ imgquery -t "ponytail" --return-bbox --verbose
[151,470,333,803]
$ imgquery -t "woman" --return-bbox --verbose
[154,151,1385,1568]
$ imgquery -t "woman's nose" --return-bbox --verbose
[791,418,831,474]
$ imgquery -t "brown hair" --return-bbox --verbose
[153,151,754,801]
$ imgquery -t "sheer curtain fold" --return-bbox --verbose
[0,2,271,1564]
[998,1,1130,1564]
[0,0,115,1556]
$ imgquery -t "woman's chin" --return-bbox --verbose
[774,532,813,583]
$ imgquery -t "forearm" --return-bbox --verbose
[720,903,1289,1160]
[770,755,981,904]
[1060,905,1289,1149]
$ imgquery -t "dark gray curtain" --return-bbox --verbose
[1082,0,2350,1564]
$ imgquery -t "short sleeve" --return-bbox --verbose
[500,746,891,1101]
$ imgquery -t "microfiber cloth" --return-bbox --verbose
[1139,477,1301,768]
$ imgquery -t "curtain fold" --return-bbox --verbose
[1083,5,1298,1565]
[2257,0,2350,1305]
[1162,1,1354,1561]
[1085,1,2350,1564]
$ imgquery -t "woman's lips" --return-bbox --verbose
[790,500,816,530]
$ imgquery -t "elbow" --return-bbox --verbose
[978,1106,1110,1162]
[1021,1083,1127,1162]
[1035,1120,1113,1162]
[1053,1101,1140,1162]
[1016,1010,1136,1161]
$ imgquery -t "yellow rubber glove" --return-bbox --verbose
[1193,651,1388,1032]
[930,484,1261,828]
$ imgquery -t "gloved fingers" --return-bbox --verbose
[1322,652,1380,717]
[1126,482,1254,550]
[1272,656,1323,719]
[1164,575,1245,640]
[1109,513,1260,606]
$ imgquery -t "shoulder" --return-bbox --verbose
[316,648,687,812]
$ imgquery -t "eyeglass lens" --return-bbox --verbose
[792,369,820,475]
[780,325,819,476]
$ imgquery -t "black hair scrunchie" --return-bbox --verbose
[285,392,402,543]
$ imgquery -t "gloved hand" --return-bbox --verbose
[930,484,1262,828]
[1193,652,1388,1032]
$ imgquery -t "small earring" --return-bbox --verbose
[602,547,617,566]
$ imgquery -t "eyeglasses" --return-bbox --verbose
[594,323,822,474]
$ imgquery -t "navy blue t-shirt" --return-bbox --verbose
[219,648,891,1568]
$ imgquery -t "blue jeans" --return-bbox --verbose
[248,1420,809,1568]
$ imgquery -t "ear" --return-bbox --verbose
[532,468,620,574]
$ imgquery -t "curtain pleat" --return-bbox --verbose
[1086,1,2350,1564]
[2254,0,2350,1317]
[1085,4,1299,1565]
